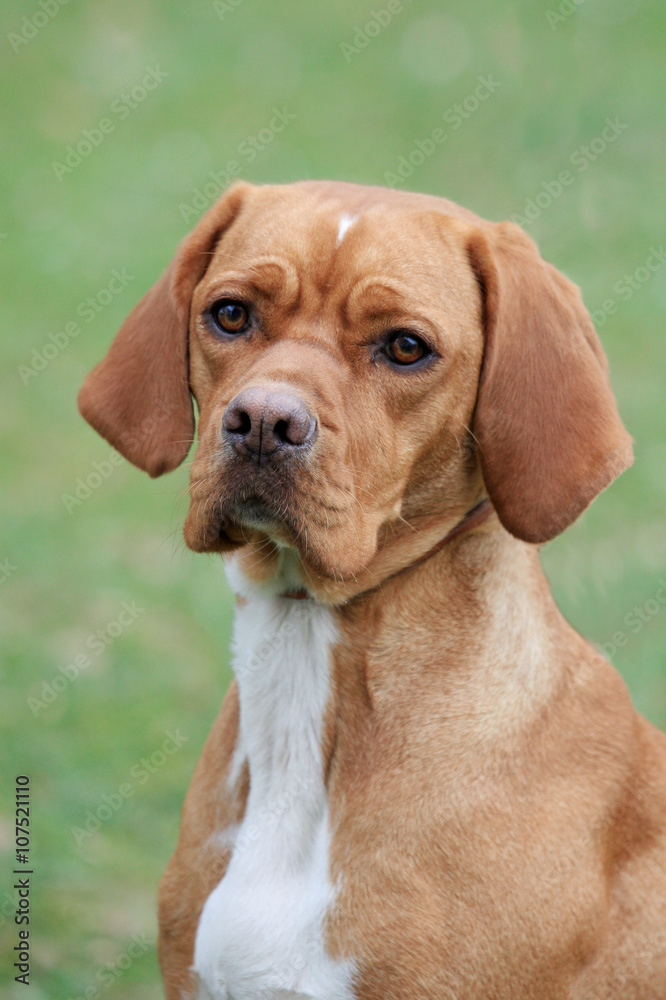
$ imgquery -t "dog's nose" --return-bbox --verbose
[222,387,317,460]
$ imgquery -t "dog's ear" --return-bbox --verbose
[468,222,633,543]
[77,182,250,477]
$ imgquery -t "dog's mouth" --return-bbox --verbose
[184,460,381,582]
[187,466,322,554]
[219,494,301,547]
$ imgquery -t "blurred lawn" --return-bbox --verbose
[1,0,665,995]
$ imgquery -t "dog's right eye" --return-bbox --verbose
[384,330,431,366]
[211,300,250,335]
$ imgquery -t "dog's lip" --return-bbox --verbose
[229,498,281,527]
[216,500,363,582]
[218,497,296,545]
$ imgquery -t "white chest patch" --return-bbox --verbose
[193,558,356,1000]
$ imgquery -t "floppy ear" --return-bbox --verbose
[468,221,633,543]
[77,182,250,477]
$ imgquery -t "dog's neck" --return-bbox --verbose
[225,523,565,770]
[278,498,494,602]
[198,527,584,997]
[334,527,563,743]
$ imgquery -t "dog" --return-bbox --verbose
[78,180,666,999]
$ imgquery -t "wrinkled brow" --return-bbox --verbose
[342,277,415,324]
[205,254,302,310]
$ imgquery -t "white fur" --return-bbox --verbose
[336,213,357,245]
[193,553,356,1000]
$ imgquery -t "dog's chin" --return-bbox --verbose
[184,498,378,583]
[184,498,290,553]
[222,500,292,544]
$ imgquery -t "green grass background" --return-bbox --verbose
[1,0,665,995]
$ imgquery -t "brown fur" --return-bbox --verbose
[79,181,666,998]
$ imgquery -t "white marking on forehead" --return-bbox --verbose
[336,213,358,246]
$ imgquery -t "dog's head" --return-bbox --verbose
[79,181,632,596]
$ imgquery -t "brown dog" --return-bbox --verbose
[79,181,666,1000]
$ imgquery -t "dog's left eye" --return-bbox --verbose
[211,300,250,335]
[384,331,430,366]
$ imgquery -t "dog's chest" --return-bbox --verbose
[193,591,355,1000]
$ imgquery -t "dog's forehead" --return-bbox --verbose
[206,183,479,299]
